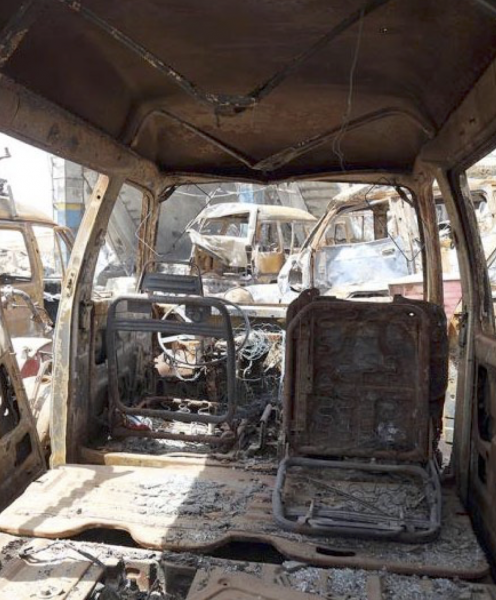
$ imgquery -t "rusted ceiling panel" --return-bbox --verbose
[0,1,495,180]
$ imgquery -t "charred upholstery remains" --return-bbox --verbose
[273,292,444,542]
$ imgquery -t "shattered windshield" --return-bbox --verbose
[198,215,250,238]
[0,228,31,281]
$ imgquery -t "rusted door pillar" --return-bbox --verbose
[372,204,388,240]
[414,169,444,306]
[51,175,124,466]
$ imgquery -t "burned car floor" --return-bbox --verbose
[0,280,494,598]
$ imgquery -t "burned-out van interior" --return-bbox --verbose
[2,1,496,598]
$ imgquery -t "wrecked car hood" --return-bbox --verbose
[279,237,412,296]
[188,229,248,268]
[315,236,410,291]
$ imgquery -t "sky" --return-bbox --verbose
[0,133,53,217]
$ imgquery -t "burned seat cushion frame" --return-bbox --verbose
[272,292,443,542]
[106,294,237,444]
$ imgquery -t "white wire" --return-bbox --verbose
[135,207,160,257]
[332,8,365,171]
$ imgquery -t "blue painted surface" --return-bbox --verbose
[54,207,84,235]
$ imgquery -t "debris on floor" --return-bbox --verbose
[1,526,495,599]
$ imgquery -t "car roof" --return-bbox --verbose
[0,196,55,226]
[0,1,494,185]
[195,202,317,222]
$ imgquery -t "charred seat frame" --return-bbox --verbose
[106,294,237,444]
[272,293,444,542]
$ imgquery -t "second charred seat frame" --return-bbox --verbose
[272,291,446,542]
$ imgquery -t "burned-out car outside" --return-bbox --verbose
[278,187,423,300]
[0,188,73,335]
[188,202,316,294]
[0,185,73,451]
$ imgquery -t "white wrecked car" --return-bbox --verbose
[188,202,316,294]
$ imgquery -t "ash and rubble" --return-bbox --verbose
[40,463,485,575]
[2,537,491,599]
[289,565,491,599]
[283,467,432,522]
[131,477,268,520]
[102,435,215,456]
[251,490,486,574]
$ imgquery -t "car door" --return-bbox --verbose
[253,221,285,282]
[451,168,496,560]
[0,222,44,337]
[0,300,45,511]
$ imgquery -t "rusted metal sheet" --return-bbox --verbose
[2,534,495,599]
[0,463,488,577]
[186,573,321,600]
[0,0,47,69]
[0,554,101,600]
[0,463,488,579]
[0,2,494,180]
[55,0,390,120]
[0,77,163,193]
[0,301,45,512]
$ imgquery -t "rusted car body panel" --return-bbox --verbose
[0,0,496,597]
[0,195,73,451]
[0,302,45,513]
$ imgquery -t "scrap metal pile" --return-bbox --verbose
[0,534,493,600]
